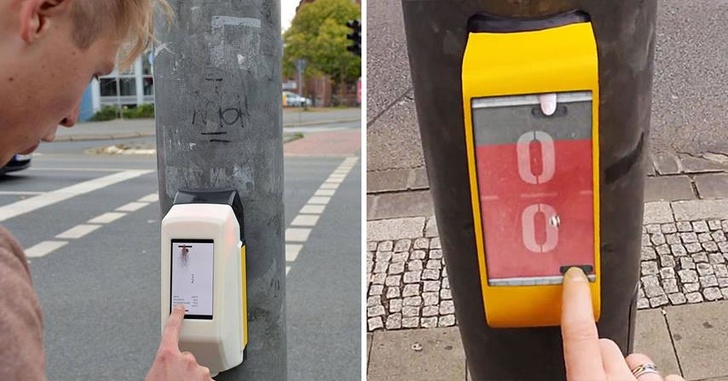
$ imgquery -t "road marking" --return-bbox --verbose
[116,202,149,212]
[88,212,127,224]
[56,224,101,239]
[291,215,319,227]
[286,244,303,262]
[0,170,152,222]
[314,189,335,196]
[26,241,68,258]
[28,167,152,172]
[300,205,325,215]
[286,228,311,242]
[308,196,331,205]
[139,193,159,203]
[285,156,358,276]
[0,191,46,196]
[29,195,156,259]
[319,183,340,190]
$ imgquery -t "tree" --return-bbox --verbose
[283,0,361,86]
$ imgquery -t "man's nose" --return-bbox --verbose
[60,104,81,128]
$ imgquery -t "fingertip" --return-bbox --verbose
[564,267,587,283]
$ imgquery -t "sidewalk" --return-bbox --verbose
[54,107,361,142]
[366,153,728,381]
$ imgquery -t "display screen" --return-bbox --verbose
[171,239,214,319]
[471,92,596,286]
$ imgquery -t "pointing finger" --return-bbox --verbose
[160,304,186,349]
[561,267,605,381]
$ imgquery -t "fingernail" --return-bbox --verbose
[564,267,587,282]
[175,304,186,311]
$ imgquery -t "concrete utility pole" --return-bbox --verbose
[153,1,285,380]
[402,1,657,379]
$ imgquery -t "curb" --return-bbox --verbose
[54,132,154,142]
[84,133,305,155]
[284,118,360,128]
[54,119,359,143]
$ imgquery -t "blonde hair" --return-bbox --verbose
[70,0,174,70]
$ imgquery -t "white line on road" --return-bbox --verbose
[116,202,149,212]
[28,167,151,172]
[286,228,311,242]
[300,205,326,215]
[308,196,331,205]
[56,224,101,239]
[0,191,46,196]
[30,197,153,259]
[26,241,68,258]
[286,244,303,262]
[319,183,340,190]
[314,189,335,196]
[291,215,320,227]
[139,193,159,203]
[0,170,152,222]
[285,156,358,276]
[88,212,127,224]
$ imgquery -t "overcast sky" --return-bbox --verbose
[282,0,298,32]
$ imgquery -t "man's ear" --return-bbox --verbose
[19,0,73,44]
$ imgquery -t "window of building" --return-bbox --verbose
[99,78,137,97]
[142,51,154,97]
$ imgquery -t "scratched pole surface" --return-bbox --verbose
[401,1,657,379]
[153,1,285,379]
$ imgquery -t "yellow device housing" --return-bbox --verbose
[462,21,601,328]
[241,244,249,349]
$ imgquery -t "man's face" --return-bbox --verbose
[0,0,120,166]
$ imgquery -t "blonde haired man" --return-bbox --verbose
[0,1,211,379]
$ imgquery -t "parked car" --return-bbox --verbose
[282,91,312,107]
[0,154,31,175]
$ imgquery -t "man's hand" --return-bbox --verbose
[146,305,213,381]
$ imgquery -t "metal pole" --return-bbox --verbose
[153,1,286,379]
[401,1,657,379]
[116,70,123,119]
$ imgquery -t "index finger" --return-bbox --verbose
[160,304,186,349]
[560,267,605,380]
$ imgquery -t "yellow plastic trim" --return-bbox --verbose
[462,22,601,328]
[241,245,248,346]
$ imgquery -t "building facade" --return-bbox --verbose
[79,52,155,121]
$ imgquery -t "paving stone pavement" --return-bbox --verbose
[366,217,728,332]
[366,235,456,332]
[638,219,728,308]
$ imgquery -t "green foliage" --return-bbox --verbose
[124,103,155,119]
[89,106,119,121]
[88,104,155,121]
[283,0,361,84]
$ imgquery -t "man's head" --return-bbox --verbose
[0,0,171,166]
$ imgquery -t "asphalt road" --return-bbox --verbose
[366,0,728,171]
[0,139,361,380]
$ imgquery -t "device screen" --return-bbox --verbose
[471,91,596,286]
[171,239,214,319]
